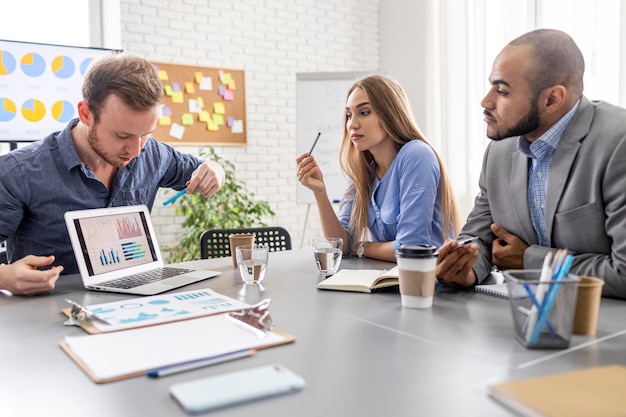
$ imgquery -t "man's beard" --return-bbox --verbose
[87,123,128,168]
[488,100,540,141]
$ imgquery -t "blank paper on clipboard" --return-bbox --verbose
[60,313,295,383]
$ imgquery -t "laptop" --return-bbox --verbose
[64,205,221,295]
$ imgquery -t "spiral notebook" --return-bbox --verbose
[474,283,509,299]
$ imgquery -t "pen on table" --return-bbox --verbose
[162,187,188,206]
[308,132,321,155]
[147,349,254,378]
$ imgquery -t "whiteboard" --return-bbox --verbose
[295,72,373,204]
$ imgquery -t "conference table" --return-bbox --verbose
[2,248,625,416]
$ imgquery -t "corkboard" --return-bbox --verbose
[150,61,247,146]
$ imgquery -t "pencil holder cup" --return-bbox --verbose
[504,270,580,350]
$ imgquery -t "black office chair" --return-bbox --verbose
[0,246,7,264]
[200,227,292,259]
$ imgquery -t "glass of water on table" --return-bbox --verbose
[312,237,343,276]
[236,244,269,285]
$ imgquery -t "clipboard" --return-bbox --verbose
[61,288,252,334]
[60,308,295,384]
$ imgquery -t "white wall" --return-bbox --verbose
[119,0,380,251]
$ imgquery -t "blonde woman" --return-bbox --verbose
[297,74,460,262]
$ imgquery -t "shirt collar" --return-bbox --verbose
[58,118,84,171]
[517,99,581,159]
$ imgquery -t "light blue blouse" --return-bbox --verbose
[338,140,448,251]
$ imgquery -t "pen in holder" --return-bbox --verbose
[504,270,580,349]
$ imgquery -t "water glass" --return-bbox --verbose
[312,237,343,276]
[236,244,269,285]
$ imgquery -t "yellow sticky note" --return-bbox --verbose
[222,72,232,84]
[212,114,224,126]
[164,85,174,96]
[213,102,225,114]
[207,120,219,131]
[185,82,195,94]
[198,110,210,122]
[159,116,172,125]
[181,113,194,125]
[194,72,204,84]
[158,70,169,80]
[228,78,236,90]
[197,97,204,108]
[172,91,184,103]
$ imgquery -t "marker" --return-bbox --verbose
[162,187,188,206]
[147,349,254,378]
[456,236,478,247]
[308,132,321,155]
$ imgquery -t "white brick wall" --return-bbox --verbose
[120,0,379,253]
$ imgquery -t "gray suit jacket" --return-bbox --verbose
[461,96,626,299]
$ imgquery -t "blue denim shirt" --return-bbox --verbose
[0,118,202,273]
[338,139,449,252]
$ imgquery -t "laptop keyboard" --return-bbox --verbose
[99,267,193,289]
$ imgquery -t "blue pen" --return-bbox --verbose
[529,254,574,345]
[162,187,188,206]
[147,349,253,378]
[522,283,557,336]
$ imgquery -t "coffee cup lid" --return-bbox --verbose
[396,244,438,258]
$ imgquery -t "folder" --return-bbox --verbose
[489,365,626,417]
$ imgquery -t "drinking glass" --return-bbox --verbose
[312,237,343,276]
[236,244,269,285]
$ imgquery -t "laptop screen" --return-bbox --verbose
[72,210,159,277]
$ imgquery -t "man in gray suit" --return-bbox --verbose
[436,29,626,299]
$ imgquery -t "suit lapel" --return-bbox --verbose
[544,97,593,243]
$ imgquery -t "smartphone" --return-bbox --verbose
[169,364,305,413]
[456,236,478,247]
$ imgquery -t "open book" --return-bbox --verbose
[316,266,399,293]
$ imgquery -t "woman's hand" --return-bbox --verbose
[296,153,325,193]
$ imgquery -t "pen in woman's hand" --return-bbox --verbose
[308,132,321,155]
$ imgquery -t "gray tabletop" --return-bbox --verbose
[2,248,625,417]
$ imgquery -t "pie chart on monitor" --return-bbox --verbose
[0,98,17,122]
[52,100,74,123]
[0,50,17,75]
[51,55,75,79]
[20,53,46,77]
[21,99,46,122]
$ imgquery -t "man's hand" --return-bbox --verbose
[0,255,63,296]
[436,239,479,286]
[490,224,528,270]
[187,160,226,198]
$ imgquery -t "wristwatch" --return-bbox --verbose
[356,241,365,258]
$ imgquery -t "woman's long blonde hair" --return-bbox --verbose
[339,74,461,249]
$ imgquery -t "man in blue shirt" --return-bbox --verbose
[0,53,225,296]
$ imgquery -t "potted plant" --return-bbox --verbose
[164,147,275,262]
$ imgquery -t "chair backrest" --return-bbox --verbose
[0,247,7,264]
[200,227,292,259]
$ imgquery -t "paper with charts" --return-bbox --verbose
[87,288,250,332]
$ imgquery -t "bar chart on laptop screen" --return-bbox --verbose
[80,214,152,274]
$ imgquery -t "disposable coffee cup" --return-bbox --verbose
[228,233,255,268]
[573,276,604,335]
[395,244,438,309]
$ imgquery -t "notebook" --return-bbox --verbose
[316,267,399,293]
[64,205,220,295]
[489,365,626,417]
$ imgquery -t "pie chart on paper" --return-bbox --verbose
[51,100,74,123]
[21,99,46,122]
[20,53,46,77]
[80,57,94,75]
[51,55,75,79]
[0,50,17,75]
[0,98,17,122]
